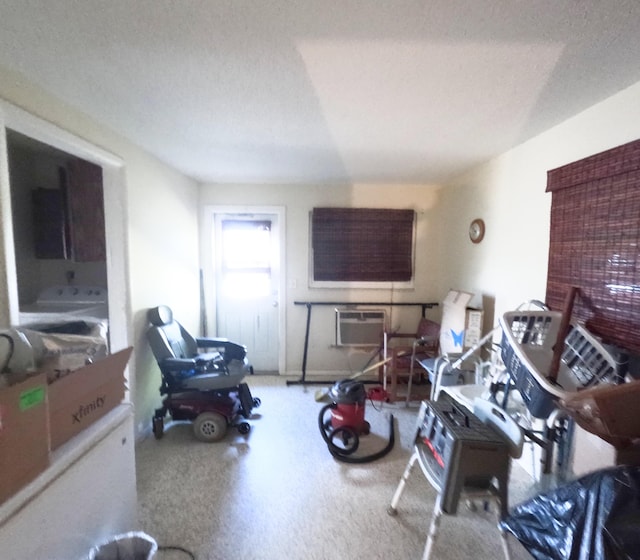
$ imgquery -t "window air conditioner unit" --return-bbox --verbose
[335,309,386,347]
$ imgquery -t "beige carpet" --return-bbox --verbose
[135,375,543,560]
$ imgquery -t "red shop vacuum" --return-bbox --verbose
[318,379,395,463]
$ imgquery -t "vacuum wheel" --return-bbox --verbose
[361,420,371,435]
[152,416,164,439]
[193,412,227,442]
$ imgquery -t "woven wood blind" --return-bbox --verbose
[312,207,415,282]
[546,139,640,353]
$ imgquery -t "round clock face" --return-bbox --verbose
[469,218,485,243]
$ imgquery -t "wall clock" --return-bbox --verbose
[469,218,485,243]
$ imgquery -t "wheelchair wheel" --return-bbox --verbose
[193,412,227,442]
[152,416,164,439]
[237,422,251,435]
[253,397,261,408]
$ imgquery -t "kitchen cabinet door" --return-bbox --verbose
[66,158,106,262]
[32,187,69,259]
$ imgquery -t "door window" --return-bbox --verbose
[220,219,272,298]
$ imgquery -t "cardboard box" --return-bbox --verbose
[48,347,132,450]
[463,308,484,349]
[439,290,484,353]
[0,372,50,504]
[561,379,640,448]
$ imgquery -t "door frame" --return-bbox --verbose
[200,205,286,374]
[0,100,129,352]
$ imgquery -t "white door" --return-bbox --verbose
[213,213,281,372]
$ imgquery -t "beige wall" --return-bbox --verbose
[439,80,640,334]
[0,64,200,437]
[439,80,640,474]
[199,183,443,375]
[126,158,199,435]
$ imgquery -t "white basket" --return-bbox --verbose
[499,311,618,418]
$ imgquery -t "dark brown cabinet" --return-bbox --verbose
[32,187,68,259]
[32,158,106,262]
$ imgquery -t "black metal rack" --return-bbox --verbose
[287,300,438,386]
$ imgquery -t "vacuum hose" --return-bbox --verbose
[318,403,395,464]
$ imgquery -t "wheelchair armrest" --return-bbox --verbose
[161,357,197,372]
[196,337,230,347]
[196,338,247,362]
[194,352,223,363]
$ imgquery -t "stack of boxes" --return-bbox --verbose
[439,289,484,354]
[0,345,132,504]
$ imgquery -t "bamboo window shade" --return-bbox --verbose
[312,207,415,282]
[546,138,640,354]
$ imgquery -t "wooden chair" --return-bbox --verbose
[380,317,440,403]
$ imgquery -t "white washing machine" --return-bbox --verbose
[19,285,108,328]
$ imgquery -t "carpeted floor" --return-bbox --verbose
[135,375,542,560]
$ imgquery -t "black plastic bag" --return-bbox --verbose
[501,466,640,560]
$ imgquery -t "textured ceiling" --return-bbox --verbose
[1,1,640,185]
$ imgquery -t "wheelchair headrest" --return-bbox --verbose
[148,305,173,326]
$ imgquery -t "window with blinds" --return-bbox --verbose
[546,138,640,354]
[311,207,415,284]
